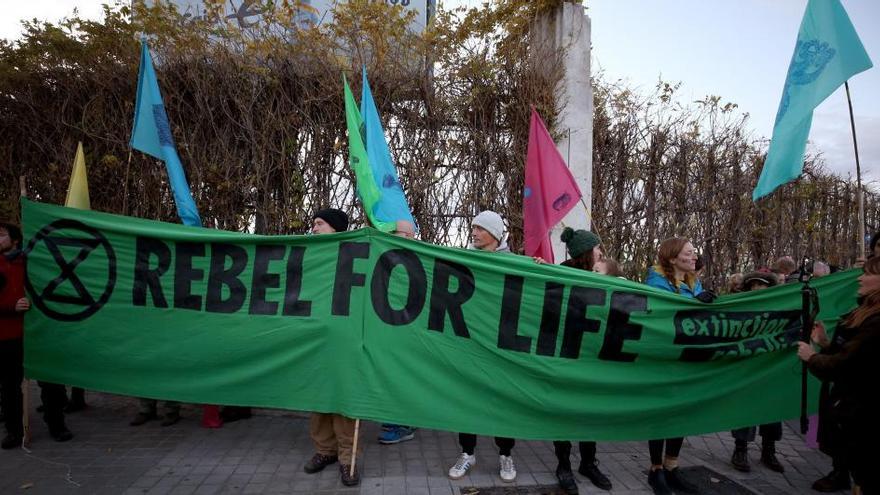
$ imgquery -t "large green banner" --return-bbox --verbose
[21,199,858,441]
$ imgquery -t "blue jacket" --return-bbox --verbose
[645,266,703,299]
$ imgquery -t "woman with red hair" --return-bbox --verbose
[643,237,702,495]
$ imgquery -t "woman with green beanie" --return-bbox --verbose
[549,227,613,494]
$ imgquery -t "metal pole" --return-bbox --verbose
[844,82,866,259]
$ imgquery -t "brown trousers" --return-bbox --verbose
[309,413,358,464]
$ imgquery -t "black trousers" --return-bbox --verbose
[459,433,514,456]
[0,338,24,437]
[553,441,597,470]
[731,422,782,445]
[0,339,66,436]
[39,382,67,431]
[648,437,684,466]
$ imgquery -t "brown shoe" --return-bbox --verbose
[304,453,338,474]
[340,464,360,486]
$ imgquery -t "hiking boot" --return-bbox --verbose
[160,412,181,427]
[340,464,360,486]
[648,469,674,495]
[129,412,157,426]
[499,455,516,482]
[1,433,22,450]
[304,453,338,474]
[448,452,476,480]
[812,468,850,492]
[378,425,415,445]
[760,446,785,473]
[731,446,751,472]
[556,466,579,495]
[578,459,612,490]
[664,467,698,493]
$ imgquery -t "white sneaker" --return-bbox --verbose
[499,454,516,482]
[448,452,476,479]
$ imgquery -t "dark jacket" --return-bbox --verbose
[807,313,880,487]
[0,249,26,340]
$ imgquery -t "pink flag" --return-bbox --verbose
[523,108,582,262]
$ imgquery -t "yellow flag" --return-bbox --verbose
[65,142,90,209]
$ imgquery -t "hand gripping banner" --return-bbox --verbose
[21,199,858,441]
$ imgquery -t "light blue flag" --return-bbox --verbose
[360,67,416,230]
[131,39,202,227]
[753,0,872,201]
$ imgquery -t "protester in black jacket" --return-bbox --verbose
[798,257,880,495]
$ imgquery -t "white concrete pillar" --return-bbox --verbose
[535,3,593,263]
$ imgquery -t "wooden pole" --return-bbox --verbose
[122,149,133,216]
[844,81,866,259]
[19,175,31,448]
[350,419,360,477]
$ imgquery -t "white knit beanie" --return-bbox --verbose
[472,210,506,242]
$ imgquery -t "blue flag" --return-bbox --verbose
[131,39,202,227]
[360,67,415,230]
[753,0,873,201]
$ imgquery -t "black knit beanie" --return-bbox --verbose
[313,208,349,233]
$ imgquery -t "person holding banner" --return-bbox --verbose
[799,257,880,495]
[448,211,516,483]
[303,208,361,487]
[377,219,417,445]
[644,237,702,495]
[1,222,73,448]
[551,227,613,493]
[729,272,785,474]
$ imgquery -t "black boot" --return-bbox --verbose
[731,441,750,472]
[1,433,22,449]
[556,465,579,495]
[664,467,699,493]
[648,468,674,495]
[812,468,850,492]
[48,423,73,442]
[578,459,612,490]
[760,441,785,473]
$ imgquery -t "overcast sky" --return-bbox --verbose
[1,0,877,182]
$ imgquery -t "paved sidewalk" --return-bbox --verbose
[0,385,846,494]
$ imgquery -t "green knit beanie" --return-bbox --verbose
[560,227,601,258]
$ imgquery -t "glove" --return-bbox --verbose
[696,290,717,303]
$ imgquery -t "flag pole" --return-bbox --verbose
[844,81,866,259]
[19,175,31,448]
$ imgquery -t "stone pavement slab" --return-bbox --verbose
[0,385,848,494]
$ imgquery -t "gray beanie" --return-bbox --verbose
[472,211,505,242]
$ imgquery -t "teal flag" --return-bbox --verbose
[130,39,202,227]
[21,199,860,441]
[343,75,395,232]
[753,0,872,201]
[361,67,416,229]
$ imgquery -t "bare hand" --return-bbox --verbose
[854,257,866,268]
[533,257,547,264]
[811,322,829,348]
[15,297,30,312]
[797,342,816,362]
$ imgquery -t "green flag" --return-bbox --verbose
[753,0,873,201]
[21,199,860,441]
[343,76,395,231]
